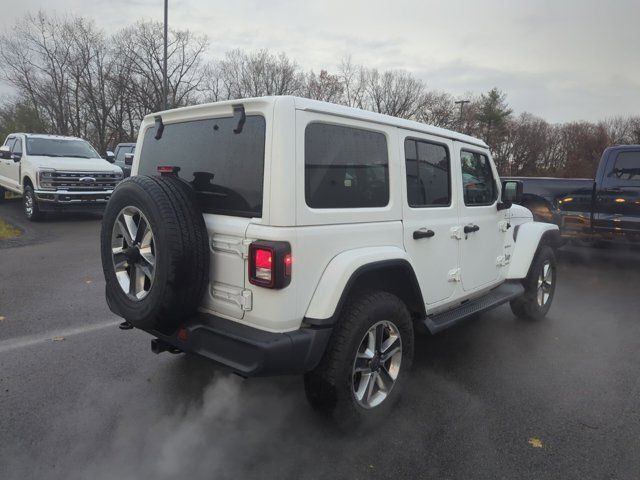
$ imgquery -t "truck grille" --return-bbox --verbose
[50,171,121,191]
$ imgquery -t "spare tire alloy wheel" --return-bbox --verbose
[100,175,210,332]
[111,206,156,300]
[352,320,402,409]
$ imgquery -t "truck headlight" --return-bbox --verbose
[37,169,56,190]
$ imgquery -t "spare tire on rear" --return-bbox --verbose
[100,175,210,332]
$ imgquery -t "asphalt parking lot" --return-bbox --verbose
[1,198,639,480]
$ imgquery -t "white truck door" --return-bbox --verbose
[0,137,17,189]
[401,133,460,305]
[7,137,23,189]
[454,143,505,292]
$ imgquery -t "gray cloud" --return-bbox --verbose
[0,0,638,122]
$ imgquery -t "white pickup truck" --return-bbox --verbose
[0,133,123,220]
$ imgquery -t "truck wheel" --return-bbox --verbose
[23,185,44,221]
[510,245,556,320]
[100,175,209,332]
[0,185,5,202]
[304,291,414,426]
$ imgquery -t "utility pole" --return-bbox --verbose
[454,99,470,127]
[163,0,169,110]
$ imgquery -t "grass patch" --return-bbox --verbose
[0,217,21,240]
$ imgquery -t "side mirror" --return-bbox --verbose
[105,151,115,163]
[501,180,523,206]
[124,153,134,166]
[0,146,11,159]
[12,152,22,162]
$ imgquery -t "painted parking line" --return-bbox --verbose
[0,320,120,354]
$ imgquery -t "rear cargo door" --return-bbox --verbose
[137,112,267,320]
[202,215,252,319]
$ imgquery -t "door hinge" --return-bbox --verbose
[450,226,463,240]
[498,220,511,232]
[211,285,253,311]
[496,255,511,267]
[447,268,461,282]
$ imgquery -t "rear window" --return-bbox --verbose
[138,115,266,217]
[305,123,389,209]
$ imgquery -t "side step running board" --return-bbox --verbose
[424,281,524,334]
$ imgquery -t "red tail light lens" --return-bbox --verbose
[249,241,291,289]
[254,248,273,282]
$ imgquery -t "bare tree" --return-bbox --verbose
[303,70,343,103]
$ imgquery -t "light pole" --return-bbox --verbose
[163,0,168,111]
[454,99,470,128]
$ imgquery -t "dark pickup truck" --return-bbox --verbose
[508,145,640,244]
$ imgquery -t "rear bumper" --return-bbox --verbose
[35,189,112,212]
[145,313,333,377]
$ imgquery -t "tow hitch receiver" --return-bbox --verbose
[151,338,182,355]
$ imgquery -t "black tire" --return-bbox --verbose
[510,245,557,320]
[0,185,5,202]
[100,175,209,332]
[304,291,414,427]
[23,185,44,221]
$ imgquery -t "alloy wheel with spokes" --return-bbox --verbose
[24,191,34,218]
[537,260,553,307]
[352,320,403,409]
[111,206,156,300]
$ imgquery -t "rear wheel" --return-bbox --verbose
[23,185,43,221]
[0,185,5,202]
[510,245,556,320]
[304,291,414,427]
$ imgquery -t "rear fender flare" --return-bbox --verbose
[304,247,424,325]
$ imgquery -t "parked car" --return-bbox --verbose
[0,133,123,220]
[100,96,558,424]
[506,145,640,245]
[107,142,136,178]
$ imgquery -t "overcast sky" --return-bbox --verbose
[0,0,638,123]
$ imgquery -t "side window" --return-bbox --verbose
[405,138,451,207]
[115,148,126,164]
[607,151,640,185]
[305,123,389,209]
[12,138,22,155]
[460,150,497,206]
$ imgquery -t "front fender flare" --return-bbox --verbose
[507,222,559,279]
[304,246,420,324]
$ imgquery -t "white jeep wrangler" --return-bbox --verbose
[100,96,559,423]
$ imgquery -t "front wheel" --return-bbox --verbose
[23,185,44,221]
[304,291,414,427]
[510,245,557,320]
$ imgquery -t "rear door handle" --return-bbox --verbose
[464,225,480,234]
[413,229,435,240]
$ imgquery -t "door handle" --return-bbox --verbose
[464,225,480,234]
[413,229,435,240]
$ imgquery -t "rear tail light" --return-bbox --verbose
[248,241,292,289]
[157,165,181,175]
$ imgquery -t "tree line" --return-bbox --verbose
[1,11,638,178]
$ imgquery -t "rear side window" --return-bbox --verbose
[138,115,266,217]
[461,150,497,206]
[305,123,389,209]
[405,139,451,207]
[608,151,640,185]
